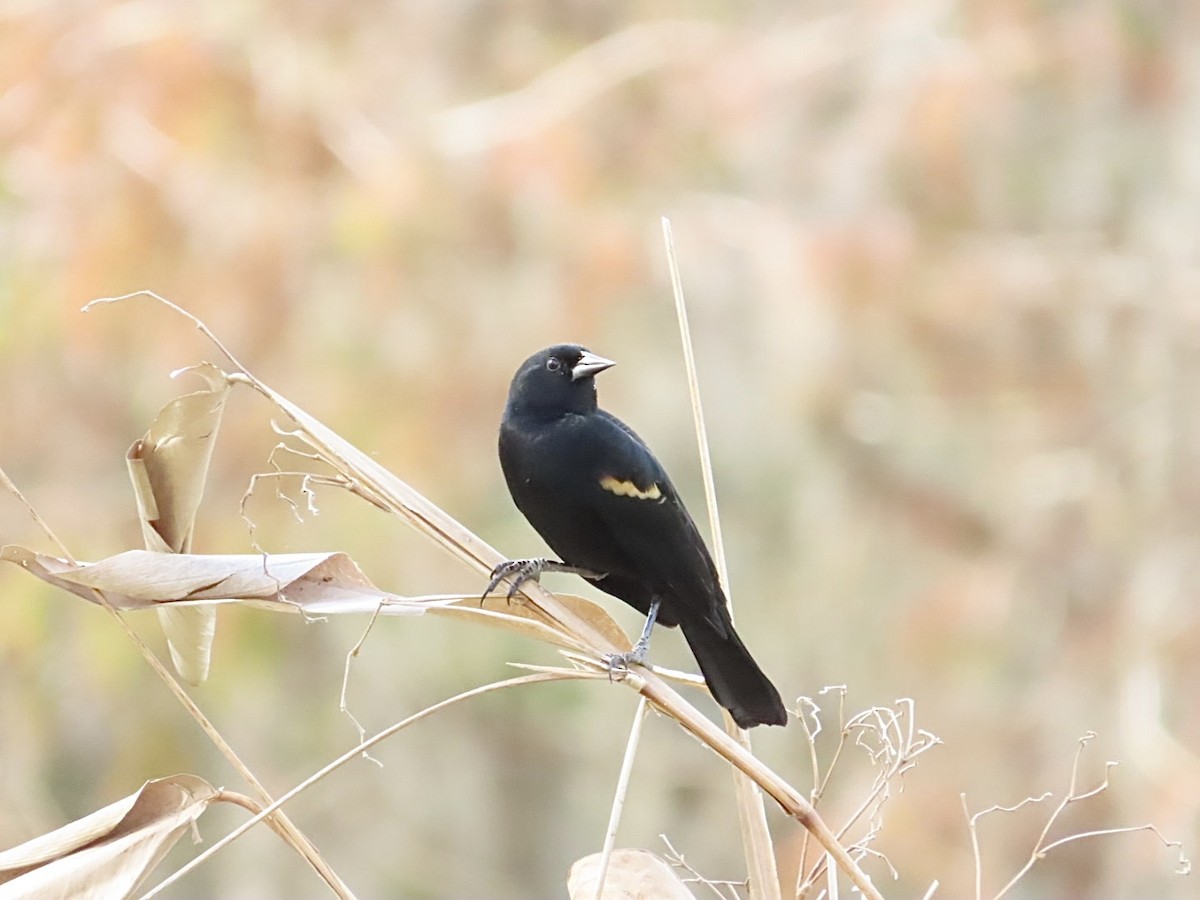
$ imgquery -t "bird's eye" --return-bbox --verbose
[546,358,562,373]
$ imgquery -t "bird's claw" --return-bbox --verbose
[482,558,544,603]
[482,558,608,604]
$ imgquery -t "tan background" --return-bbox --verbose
[1,1,1197,897]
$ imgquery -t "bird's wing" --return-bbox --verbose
[587,411,730,636]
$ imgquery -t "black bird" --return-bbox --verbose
[486,344,787,728]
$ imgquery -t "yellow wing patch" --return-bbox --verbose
[599,474,662,501]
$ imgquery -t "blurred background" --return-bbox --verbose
[1,0,1198,896]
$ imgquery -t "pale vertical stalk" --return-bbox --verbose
[661,219,729,593]
[593,697,650,900]
[661,218,781,900]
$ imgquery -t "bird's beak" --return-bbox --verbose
[572,350,616,381]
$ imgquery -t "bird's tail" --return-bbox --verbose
[679,617,787,728]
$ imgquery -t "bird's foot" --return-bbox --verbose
[603,598,659,679]
[482,558,605,603]
[604,636,651,679]
[483,558,545,601]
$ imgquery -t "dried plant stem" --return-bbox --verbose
[962,792,1045,900]
[85,291,250,374]
[795,696,939,895]
[594,697,650,900]
[339,602,386,766]
[663,217,781,900]
[660,834,742,899]
[963,730,1189,899]
[0,464,353,899]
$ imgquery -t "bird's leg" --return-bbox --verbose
[606,597,660,672]
[482,558,606,602]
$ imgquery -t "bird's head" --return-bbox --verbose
[507,344,616,416]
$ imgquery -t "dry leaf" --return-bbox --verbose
[0,774,218,899]
[127,363,231,683]
[0,547,440,616]
[568,849,695,900]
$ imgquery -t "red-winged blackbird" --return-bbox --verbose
[486,344,787,728]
